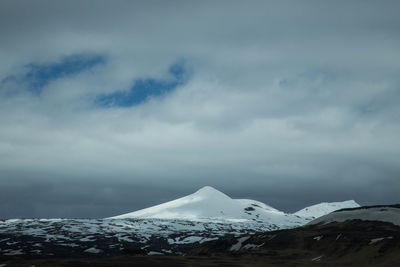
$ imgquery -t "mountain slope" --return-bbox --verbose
[109,186,309,228]
[294,200,360,219]
[110,186,241,220]
[109,186,360,228]
[190,218,400,266]
[308,204,400,226]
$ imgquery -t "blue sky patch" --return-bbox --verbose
[96,61,188,107]
[25,54,105,94]
[0,54,105,95]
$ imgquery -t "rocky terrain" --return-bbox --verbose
[2,217,399,266]
[0,217,276,259]
[190,219,400,266]
[187,204,400,266]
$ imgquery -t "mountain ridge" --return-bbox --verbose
[109,186,360,226]
[294,199,360,219]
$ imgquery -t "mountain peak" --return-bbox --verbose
[194,186,224,194]
[192,186,231,200]
[108,187,359,227]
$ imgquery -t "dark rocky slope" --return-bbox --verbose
[190,219,400,266]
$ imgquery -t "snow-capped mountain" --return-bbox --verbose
[294,200,360,219]
[109,186,285,222]
[109,186,359,228]
[0,186,366,259]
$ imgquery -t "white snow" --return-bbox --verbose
[230,236,250,251]
[199,237,219,244]
[58,243,80,247]
[313,235,323,241]
[235,199,282,213]
[308,207,400,226]
[369,236,393,245]
[294,200,360,218]
[114,234,134,242]
[0,217,283,255]
[84,247,102,253]
[79,236,96,242]
[3,249,24,255]
[311,255,323,261]
[110,186,241,220]
[108,186,361,230]
[108,186,312,228]
[172,236,204,244]
[105,186,367,231]
[148,251,164,255]
[242,242,264,249]
[1,186,383,256]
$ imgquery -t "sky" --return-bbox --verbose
[1,0,400,219]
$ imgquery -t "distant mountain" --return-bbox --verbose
[1,186,388,263]
[109,186,305,228]
[109,186,360,228]
[308,204,400,226]
[294,200,360,219]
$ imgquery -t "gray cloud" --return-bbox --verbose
[1,0,400,218]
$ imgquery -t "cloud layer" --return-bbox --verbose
[1,0,400,218]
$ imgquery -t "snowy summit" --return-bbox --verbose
[109,186,360,227]
[109,186,283,222]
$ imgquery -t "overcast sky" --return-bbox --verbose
[1,0,400,219]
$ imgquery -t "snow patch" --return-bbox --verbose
[108,186,310,228]
[369,236,393,245]
[313,235,323,241]
[312,255,323,261]
[242,242,264,250]
[84,247,102,253]
[199,237,219,244]
[59,243,80,247]
[295,200,360,218]
[148,251,164,255]
[79,236,96,242]
[3,249,24,255]
[230,236,250,251]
